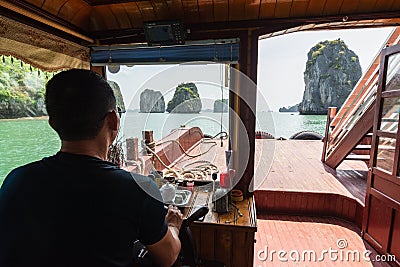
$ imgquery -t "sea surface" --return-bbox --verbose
[0,111,326,185]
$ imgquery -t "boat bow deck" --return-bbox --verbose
[254,140,368,226]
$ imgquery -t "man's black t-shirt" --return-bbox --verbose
[0,152,168,267]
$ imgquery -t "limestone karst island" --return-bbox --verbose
[280,39,362,115]
[298,39,362,115]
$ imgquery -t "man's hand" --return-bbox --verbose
[166,205,183,230]
[147,205,183,267]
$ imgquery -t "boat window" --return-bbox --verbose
[379,97,400,133]
[106,63,230,144]
[376,136,396,174]
[385,52,400,91]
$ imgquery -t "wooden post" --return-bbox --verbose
[126,137,139,161]
[230,30,257,197]
[142,130,154,155]
[321,107,337,162]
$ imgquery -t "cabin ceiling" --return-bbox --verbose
[1,0,400,44]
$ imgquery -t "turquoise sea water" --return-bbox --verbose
[0,111,326,185]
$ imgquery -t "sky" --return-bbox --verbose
[107,26,396,111]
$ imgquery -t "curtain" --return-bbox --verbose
[0,15,90,71]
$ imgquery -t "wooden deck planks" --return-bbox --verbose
[254,215,391,267]
[254,140,368,204]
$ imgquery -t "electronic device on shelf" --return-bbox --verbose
[143,20,186,46]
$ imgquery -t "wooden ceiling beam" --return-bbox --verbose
[83,0,149,6]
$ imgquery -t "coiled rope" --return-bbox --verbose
[142,140,220,180]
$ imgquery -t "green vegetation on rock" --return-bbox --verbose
[166,82,202,113]
[0,56,53,119]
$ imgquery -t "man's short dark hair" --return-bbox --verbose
[45,69,116,141]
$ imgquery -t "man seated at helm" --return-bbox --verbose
[0,69,183,267]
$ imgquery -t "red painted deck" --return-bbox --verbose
[254,140,369,226]
[254,215,391,267]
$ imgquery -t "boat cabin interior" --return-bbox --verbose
[1,0,400,266]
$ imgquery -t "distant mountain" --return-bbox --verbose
[279,104,299,113]
[140,89,165,113]
[214,99,228,113]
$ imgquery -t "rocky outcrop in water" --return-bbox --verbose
[139,89,165,113]
[299,39,362,115]
[279,104,299,113]
[214,99,228,113]
[0,86,47,119]
[166,82,202,113]
[108,81,126,112]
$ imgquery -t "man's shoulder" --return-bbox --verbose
[113,171,162,200]
[4,159,44,179]
[0,159,46,193]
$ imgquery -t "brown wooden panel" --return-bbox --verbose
[232,231,248,267]
[374,0,395,11]
[109,3,133,28]
[341,197,350,219]
[255,191,364,226]
[198,0,214,23]
[348,201,357,220]
[229,0,246,21]
[322,0,344,15]
[306,0,326,16]
[91,6,120,31]
[28,0,46,8]
[215,229,232,266]
[190,225,201,257]
[151,0,171,20]
[290,0,308,17]
[259,0,276,19]
[274,0,292,17]
[213,0,229,21]
[392,0,400,9]
[390,210,400,260]
[357,0,378,12]
[136,1,157,21]
[373,176,400,203]
[198,226,215,259]
[366,196,391,249]
[340,0,361,14]
[58,0,91,29]
[165,0,184,19]
[181,0,199,23]
[123,3,144,28]
[70,9,91,30]
[244,0,260,20]
[41,0,67,15]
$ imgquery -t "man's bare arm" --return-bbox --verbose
[146,206,183,267]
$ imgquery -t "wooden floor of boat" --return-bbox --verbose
[254,214,391,267]
[254,140,368,205]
